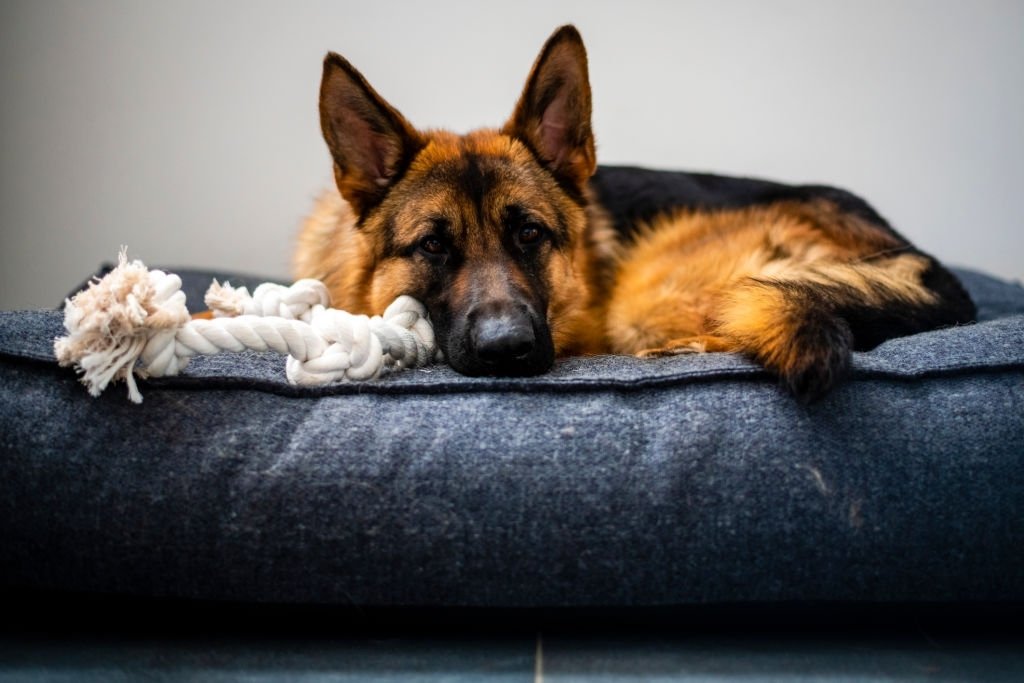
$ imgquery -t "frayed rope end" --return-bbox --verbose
[53,248,189,404]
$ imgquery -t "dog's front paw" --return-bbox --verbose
[635,334,734,358]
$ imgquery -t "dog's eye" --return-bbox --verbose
[517,223,544,247]
[419,236,447,256]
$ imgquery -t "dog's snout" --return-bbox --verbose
[444,299,553,378]
[471,309,536,363]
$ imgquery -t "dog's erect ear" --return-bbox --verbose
[319,53,424,217]
[502,25,596,191]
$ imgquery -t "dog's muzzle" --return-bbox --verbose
[472,311,535,363]
[447,300,554,377]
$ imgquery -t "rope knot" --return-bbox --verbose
[55,250,437,403]
[205,279,330,320]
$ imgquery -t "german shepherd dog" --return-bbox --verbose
[295,25,975,402]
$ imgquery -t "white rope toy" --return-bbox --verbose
[54,249,437,403]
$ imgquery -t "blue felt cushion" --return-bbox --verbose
[0,267,1021,607]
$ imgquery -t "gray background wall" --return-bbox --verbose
[2,0,1021,310]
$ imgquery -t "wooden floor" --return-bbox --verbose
[2,601,1022,682]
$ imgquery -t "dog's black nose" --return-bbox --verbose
[471,314,536,364]
[446,300,553,377]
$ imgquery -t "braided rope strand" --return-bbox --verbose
[55,250,437,403]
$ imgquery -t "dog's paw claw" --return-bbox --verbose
[635,341,707,358]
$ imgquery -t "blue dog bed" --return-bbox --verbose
[1,258,1022,607]
[3,164,1023,608]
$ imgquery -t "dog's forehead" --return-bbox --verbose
[414,129,529,172]
[399,130,564,228]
